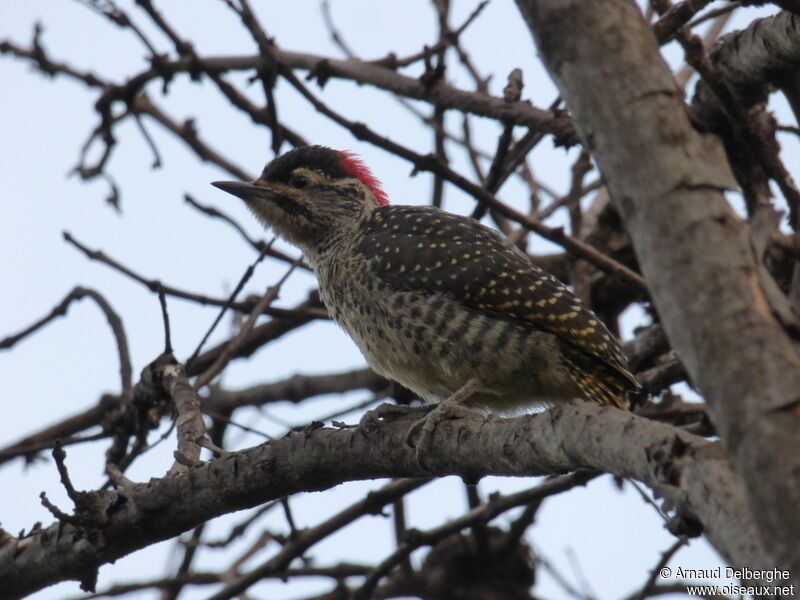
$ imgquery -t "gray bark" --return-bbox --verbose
[516,0,800,587]
[0,404,763,598]
[692,11,800,123]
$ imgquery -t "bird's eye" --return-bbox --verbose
[290,175,310,189]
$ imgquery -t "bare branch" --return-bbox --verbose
[516,0,800,585]
[0,404,765,598]
[0,286,132,402]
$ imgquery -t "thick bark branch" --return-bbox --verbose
[515,0,800,585]
[692,11,800,123]
[0,404,765,598]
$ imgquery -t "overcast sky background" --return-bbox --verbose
[1,2,792,599]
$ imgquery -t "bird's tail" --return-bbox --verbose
[561,348,637,409]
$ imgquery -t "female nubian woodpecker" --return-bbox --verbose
[213,145,639,463]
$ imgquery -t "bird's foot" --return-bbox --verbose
[406,380,482,469]
[359,401,431,434]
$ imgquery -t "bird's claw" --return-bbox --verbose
[406,401,477,469]
[359,402,430,433]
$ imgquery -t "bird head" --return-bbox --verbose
[213,145,388,256]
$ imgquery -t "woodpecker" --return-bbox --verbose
[213,145,639,460]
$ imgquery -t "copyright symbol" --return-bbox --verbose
[660,567,672,579]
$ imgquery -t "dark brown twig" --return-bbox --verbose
[132,112,162,169]
[205,478,431,600]
[77,0,160,57]
[631,537,688,600]
[183,194,310,270]
[687,2,741,28]
[652,0,714,44]
[193,255,302,390]
[185,243,272,373]
[157,288,173,354]
[62,231,323,319]
[52,441,81,504]
[353,471,597,600]
[0,286,132,402]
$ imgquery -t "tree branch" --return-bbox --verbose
[516,0,800,586]
[0,403,766,597]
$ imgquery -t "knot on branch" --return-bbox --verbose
[38,442,123,593]
[666,513,704,539]
[503,68,524,103]
[646,433,691,488]
[419,45,445,89]
[550,107,579,148]
[370,52,399,70]
[103,352,177,471]
[133,351,178,412]
[307,59,333,88]
[148,52,175,92]
[411,153,444,177]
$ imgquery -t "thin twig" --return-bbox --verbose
[354,471,598,600]
[632,537,688,600]
[157,287,173,354]
[183,194,310,270]
[193,255,302,390]
[204,478,431,600]
[185,242,272,372]
[62,231,322,319]
[0,285,132,402]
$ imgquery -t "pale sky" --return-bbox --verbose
[1,2,790,599]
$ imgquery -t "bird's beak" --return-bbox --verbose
[211,180,276,201]
[212,178,312,233]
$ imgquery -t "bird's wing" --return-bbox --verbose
[357,205,638,387]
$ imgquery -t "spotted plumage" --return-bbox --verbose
[355,204,637,407]
[213,145,640,414]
